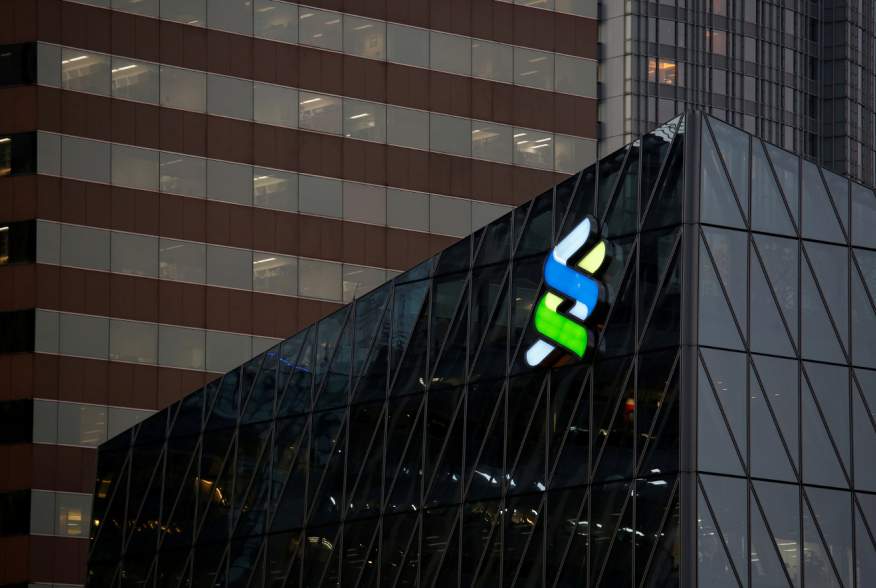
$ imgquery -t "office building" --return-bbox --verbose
[0,0,598,585]
[600,0,876,187]
[86,112,876,587]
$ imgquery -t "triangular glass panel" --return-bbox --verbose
[342,518,381,587]
[421,506,458,581]
[167,389,203,442]
[515,188,553,257]
[232,423,272,537]
[461,498,502,585]
[708,116,750,218]
[191,544,224,588]
[351,287,391,404]
[603,140,640,239]
[639,363,679,477]
[242,348,278,425]
[592,357,635,482]
[469,264,507,362]
[91,456,130,562]
[749,358,798,482]
[560,166,596,238]
[852,183,876,249]
[749,251,795,356]
[753,234,798,339]
[435,234,471,277]
[470,277,509,383]
[277,327,313,418]
[346,401,383,520]
[802,161,845,243]
[509,254,544,372]
[549,366,590,488]
[508,378,547,495]
[700,349,747,467]
[313,307,349,390]
[643,131,684,232]
[424,387,463,507]
[474,210,512,267]
[596,145,629,218]
[270,417,307,531]
[764,143,800,224]
[159,436,197,550]
[701,124,745,229]
[697,486,743,588]
[855,498,876,587]
[802,380,849,488]
[640,117,680,218]
[821,168,850,237]
[640,248,682,352]
[697,362,744,476]
[205,369,240,432]
[800,261,846,363]
[314,315,352,411]
[805,241,849,349]
[507,373,546,486]
[198,426,234,523]
[390,287,429,397]
[465,381,505,501]
[381,512,419,587]
[307,421,346,527]
[698,236,745,350]
[302,524,339,585]
[752,480,800,587]
[306,408,344,519]
[751,140,795,236]
[432,300,468,389]
[589,481,632,586]
[267,530,300,587]
[852,254,876,368]
[853,375,876,491]
[554,172,580,240]
[198,439,235,546]
[385,393,423,501]
[224,535,263,587]
[386,401,423,513]
[599,256,637,356]
[803,487,851,588]
[505,493,545,585]
[700,474,748,582]
[551,489,589,587]
[638,228,679,336]
[635,475,677,584]
[353,283,390,377]
[240,353,263,409]
[703,227,748,334]
[125,443,165,555]
[430,273,467,372]
[804,362,850,469]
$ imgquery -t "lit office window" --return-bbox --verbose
[60,224,110,271]
[111,144,159,192]
[59,313,109,360]
[160,152,206,198]
[0,132,36,177]
[342,264,386,302]
[472,40,513,83]
[109,319,158,365]
[160,0,206,27]
[514,47,554,91]
[343,99,386,142]
[253,252,298,297]
[206,330,252,373]
[111,56,159,104]
[61,135,110,184]
[555,134,597,174]
[61,48,110,95]
[254,82,298,128]
[430,31,471,76]
[113,0,158,17]
[648,58,678,85]
[254,0,298,44]
[298,258,342,301]
[57,492,92,537]
[207,0,253,35]
[111,231,158,277]
[160,65,206,112]
[344,15,386,60]
[206,159,253,205]
[158,324,206,370]
[254,168,298,213]
[206,244,253,291]
[159,238,207,283]
[472,121,514,164]
[299,8,342,52]
[299,92,342,134]
[387,23,429,68]
[556,54,597,97]
[556,0,597,17]
[513,128,554,170]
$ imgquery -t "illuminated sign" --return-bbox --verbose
[525,216,607,366]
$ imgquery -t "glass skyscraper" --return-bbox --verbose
[85,112,876,586]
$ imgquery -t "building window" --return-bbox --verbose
[0,309,34,354]
[0,43,36,86]
[0,490,30,536]
[0,400,33,444]
[0,220,35,266]
[0,132,36,177]
[648,58,678,85]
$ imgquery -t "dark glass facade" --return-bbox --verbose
[86,112,876,587]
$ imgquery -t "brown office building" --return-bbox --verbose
[0,0,597,585]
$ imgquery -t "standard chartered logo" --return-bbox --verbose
[525,216,607,367]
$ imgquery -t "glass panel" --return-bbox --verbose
[851,183,876,249]
[253,252,298,296]
[342,264,386,302]
[804,487,853,587]
[37,43,61,88]
[343,181,386,225]
[430,31,471,76]
[299,175,342,218]
[158,324,206,370]
[160,0,206,26]
[700,127,744,228]
[254,0,298,44]
[430,195,471,237]
[387,188,429,231]
[36,219,60,265]
[753,480,801,585]
[56,492,93,537]
[764,143,800,224]
[298,258,342,301]
[709,117,750,215]
[471,121,512,163]
[513,127,554,170]
[61,48,110,95]
[206,330,252,373]
[107,406,152,439]
[206,159,253,205]
[206,0,252,35]
[33,399,59,444]
[109,319,158,364]
[343,99,386,142]
[207,74,253,120]
[387,23,429,67]
[253,167,298,212]
[159,238,206,283]
[298,7,342,51]
[111,144,159,191]
[159,65,206,112]
[160,152,206,197]
[60,314,104,362]
[556,0,597,16]
[430,113,471,157]
[254,82,298,128]
[61,135,110,184]
[387,106,428,150]
[802,161,844,243]
[472,40,513,83]
[206,244,252,290]
[113,0,158,16]
[344,15,385,59]
[111,57,158,103]
[57,402,107,446]
[60,224,110,271]
[514,47,554,91]
[37,131,61,176]
[556,54,596,97]
[34,309,59,354]
[472,202,511,231]
[555,134,596,173]
[299,92,341,134]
